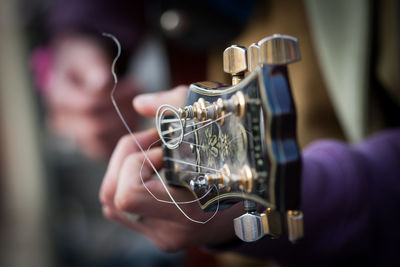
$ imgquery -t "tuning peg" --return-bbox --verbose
[234,204,282,242]
[247,43,260,72]
[258,34,300,65]
[234,212,265,242]
[223,45,247,85]
[287,210,304,243]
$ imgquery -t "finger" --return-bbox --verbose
[124,205,240,251]
[133,85,188,117]
[127,217,190,252]
[102,148,163,226]
[113,148,165,210]
[109,214,202,252]
[99,129,160,206]
[120,147,164,186]
[114,175,215,224]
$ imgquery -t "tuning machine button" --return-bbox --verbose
[247,43,260,72]
[223,45,247,85]
[258,34,300,65]
[234,205,282,242]
[234,212,265,242]
[287,210,304,243]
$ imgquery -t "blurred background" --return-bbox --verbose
[0,0,184,266]
[0,0,398,266]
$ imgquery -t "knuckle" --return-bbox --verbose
[102,206,118,221]
[118,134,135,150]
[99,185,113,206]
[124,153,145,178]
[114,191,133,212]
[113,153,143,212]
[175,84,189,92]
[114,188,141,213]
[125,152,141,165]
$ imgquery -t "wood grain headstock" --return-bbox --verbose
[160,34,303,243]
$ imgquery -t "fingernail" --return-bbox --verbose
[123,211,141,223]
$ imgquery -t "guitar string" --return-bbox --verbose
[159,111,233,147]
[163,121,257,200]
[162,113,254,144]
[155,104,184,149]
[163,157,223,173]
[181,112,232,137]
[139,138,219,204]
[162,118,213,131]
[104,33,220,224]
[160,110,257,177]
[165,118,254,144]
[155,103,233,149]
[179,140,205,149]
[164,118,254,149]
[160,119,212,136]
[160,118,183,123]
[158,103,257,198]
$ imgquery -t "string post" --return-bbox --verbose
[178,91,246,127]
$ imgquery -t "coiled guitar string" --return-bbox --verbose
[155,104,233,149]
[103,33,221,224]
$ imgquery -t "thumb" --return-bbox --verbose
[133,85,188,117]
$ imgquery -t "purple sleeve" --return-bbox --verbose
[47,0,146,51]
[228,128,400,265]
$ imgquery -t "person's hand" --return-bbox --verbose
[44,33,141,159]
[100,86,243,251]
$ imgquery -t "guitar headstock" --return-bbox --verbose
[160,34,303,243]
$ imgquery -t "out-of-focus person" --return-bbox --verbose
[29,0,260,266]
[32,0,254,161]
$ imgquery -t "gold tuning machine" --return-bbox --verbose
[203,164,256,193]
[179,91,246,124]
[223,45,247,85]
